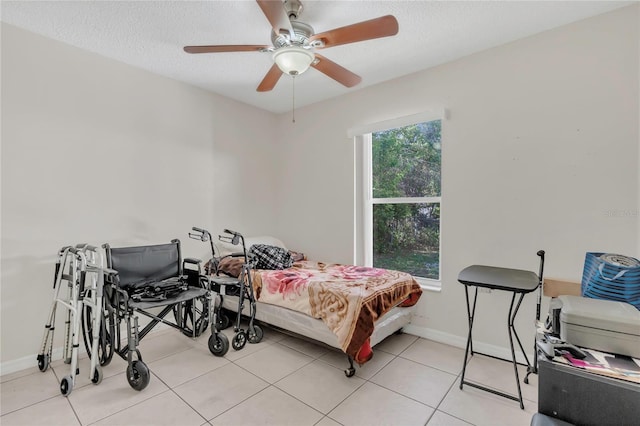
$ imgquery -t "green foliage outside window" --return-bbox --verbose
[372,121,441,279]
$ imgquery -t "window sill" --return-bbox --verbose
[415,277,441,292]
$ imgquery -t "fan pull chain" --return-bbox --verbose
[292,75,296,123]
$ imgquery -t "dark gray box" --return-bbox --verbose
[538,356,640,426]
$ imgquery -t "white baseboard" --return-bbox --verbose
[4,324,534,377]
[1,323,170,378]
[404,324,535,365]
[1,347,67,377]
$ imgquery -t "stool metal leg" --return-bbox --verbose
[461,289,529,409]
[460,286,478,390]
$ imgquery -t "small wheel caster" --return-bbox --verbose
[217,313,231,330]
[37,354,50,372]
[232,331,247,351]
[91,366,103,385]
[126,360,150,391]
[60,375,73,396]
[344,367,356,378]
[248,325,263,344]
[208,333,229,357]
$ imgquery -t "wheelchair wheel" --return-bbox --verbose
[248,325,263,344]
[217,311,231,330]
[126,360,150,391]
[102,310,115,365]
[208,333,229,357]
[232,331,247,351]
[81,305,114,366]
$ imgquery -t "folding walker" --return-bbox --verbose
[37,244,115,396]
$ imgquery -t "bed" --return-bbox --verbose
[213,236,423,375]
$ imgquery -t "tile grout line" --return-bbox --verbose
[75,374,174,426]
[214,336,370,425]
[200,338,312,423]
[309,350,403,426]
[4,331,532,426]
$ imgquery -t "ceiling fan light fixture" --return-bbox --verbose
[273,46,315,76]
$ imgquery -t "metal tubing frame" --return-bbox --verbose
[46,248,85,388]
[78,245,109,383]
[525,251,545,383]
[39,247,72,361]
[459,286,532,409]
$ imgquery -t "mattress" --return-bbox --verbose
[221,295,415,350]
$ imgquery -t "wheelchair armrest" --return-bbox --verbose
[183,258,203,277]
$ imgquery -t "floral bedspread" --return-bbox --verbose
[251,260,422,363]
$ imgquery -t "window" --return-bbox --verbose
[355,114,442,286]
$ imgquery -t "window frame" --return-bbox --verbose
[352,110,445,291]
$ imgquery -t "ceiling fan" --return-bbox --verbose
[184,0,399,92]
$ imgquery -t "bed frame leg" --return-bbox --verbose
[344,356,356,378]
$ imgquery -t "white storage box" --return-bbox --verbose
[558,295,640,358]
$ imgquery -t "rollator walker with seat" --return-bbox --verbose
[189,227,263,351]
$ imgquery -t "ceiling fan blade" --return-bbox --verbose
[184,45,269,54]
[256,0,294,37]
[311,54,361,88]
[257,64,283,92]
[310,15,399,49]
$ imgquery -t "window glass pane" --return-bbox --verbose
[372,120,441,199]
[372,203,440,279]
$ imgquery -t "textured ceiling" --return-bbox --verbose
[1,1,633,113]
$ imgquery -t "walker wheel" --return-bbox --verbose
[248,325,263,344]
[91,366,103,385]
[232,331,247,351]
[208,333,229,357]
[344,367,356,378]
[217,313,231,330]
[37,354,50,372]
[60,375,73,396]
[126,360,150,391]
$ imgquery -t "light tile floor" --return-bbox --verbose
[1,325,538,426]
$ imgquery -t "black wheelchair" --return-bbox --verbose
[96,238,228,391]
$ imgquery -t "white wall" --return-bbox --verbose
[1,5,638,370]
[0,23,279,367]
[273,6,639,354]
